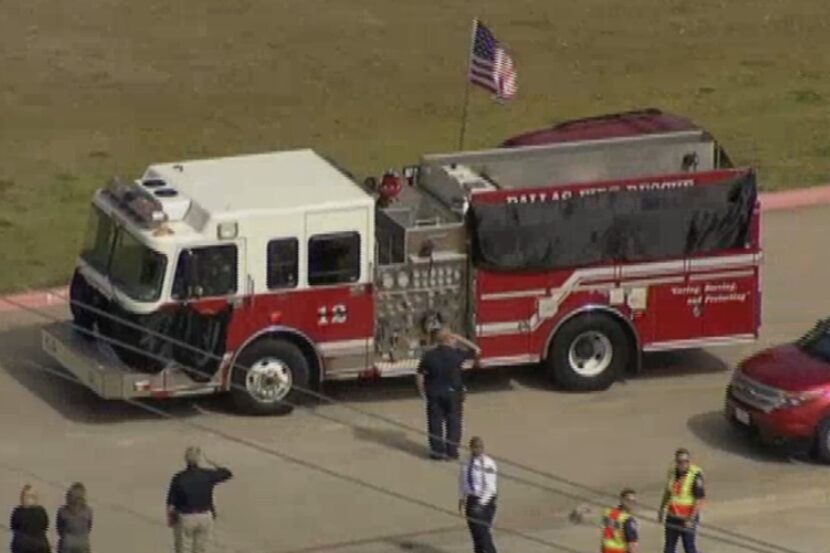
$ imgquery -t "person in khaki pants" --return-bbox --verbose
[166,447,233,553]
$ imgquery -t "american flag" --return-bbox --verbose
[468,19,517,101]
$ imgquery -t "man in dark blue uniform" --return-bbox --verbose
[416,326,481,460]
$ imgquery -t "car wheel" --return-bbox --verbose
[231,338,310,416]
[545,313,630,391]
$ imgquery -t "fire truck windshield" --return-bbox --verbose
[80,206,116,275]
[80,206,168,302]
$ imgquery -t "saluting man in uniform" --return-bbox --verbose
[416,325,481,460]
[600,488,640,553]
[658,448,705,553]
[458,436,499,553]
[166,446,233,553]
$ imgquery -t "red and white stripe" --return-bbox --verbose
[477,252,762,337]
[493,48,517,100]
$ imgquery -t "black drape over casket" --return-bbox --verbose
[467,171,757,271]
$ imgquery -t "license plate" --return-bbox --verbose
[734,407,751,425]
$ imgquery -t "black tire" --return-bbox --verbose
[231,338,310,416]
[815,418,830,463]
[69,269,96,333]
[545,313,630,391]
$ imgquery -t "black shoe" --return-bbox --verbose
[429,453,446,460]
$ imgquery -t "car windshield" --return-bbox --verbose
[796,321,830,363]
[80,206,117,274]
[108,229,168,302]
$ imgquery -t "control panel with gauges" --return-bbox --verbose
[373,181,471,375]
[374,252,470,373]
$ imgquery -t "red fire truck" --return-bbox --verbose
[42,110,762,415]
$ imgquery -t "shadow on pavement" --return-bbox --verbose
[687,410,799,464]
[0,322,203,424]
[389,540,451,553]
[352,425,429,459]
[321,365,524,404]
[1,317,742,425]
[273,525,464,553]
[638,349,730,379]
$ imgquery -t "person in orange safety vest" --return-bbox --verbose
[658,448,705,553]
[600,488,639,553]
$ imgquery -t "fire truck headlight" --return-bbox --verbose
[217,221,238,240]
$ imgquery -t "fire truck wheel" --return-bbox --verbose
[231,338,310,416]
[547,314,629,391]
[815,418,830,463]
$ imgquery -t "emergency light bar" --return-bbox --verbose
[102,177,168,228]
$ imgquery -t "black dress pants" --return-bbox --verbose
[426,390,463,458]
[465,496,497,553]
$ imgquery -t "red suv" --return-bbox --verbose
[725,318,830,461]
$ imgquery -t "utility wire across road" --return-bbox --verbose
[1,291,811,553]
[20,358,586,553]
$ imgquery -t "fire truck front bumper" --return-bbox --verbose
[41,321,219,400]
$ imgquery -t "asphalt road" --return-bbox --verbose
[2,205,830,553]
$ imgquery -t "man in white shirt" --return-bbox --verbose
[458,436,499,553]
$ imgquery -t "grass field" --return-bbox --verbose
[1,0,829,293]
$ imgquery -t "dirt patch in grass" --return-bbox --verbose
[1,0,829,292]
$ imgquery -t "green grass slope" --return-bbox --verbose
[1,0,829,292]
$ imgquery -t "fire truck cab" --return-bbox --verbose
[46,150,378,413]
[42,110,761,415]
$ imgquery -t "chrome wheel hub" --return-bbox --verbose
[568,331,613,377]
[245,358,292,403]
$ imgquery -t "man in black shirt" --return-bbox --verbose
[166,446,233,553]
[416,326,481,460]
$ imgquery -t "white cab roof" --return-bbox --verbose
[142,149,372,217]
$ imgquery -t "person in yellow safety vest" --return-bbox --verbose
[600,488,640,553]
[658,448,705,553]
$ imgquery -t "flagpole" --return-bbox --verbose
[457,80,472,151]
[457,18,477,151]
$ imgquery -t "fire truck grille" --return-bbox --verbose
[729,372,784,412]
